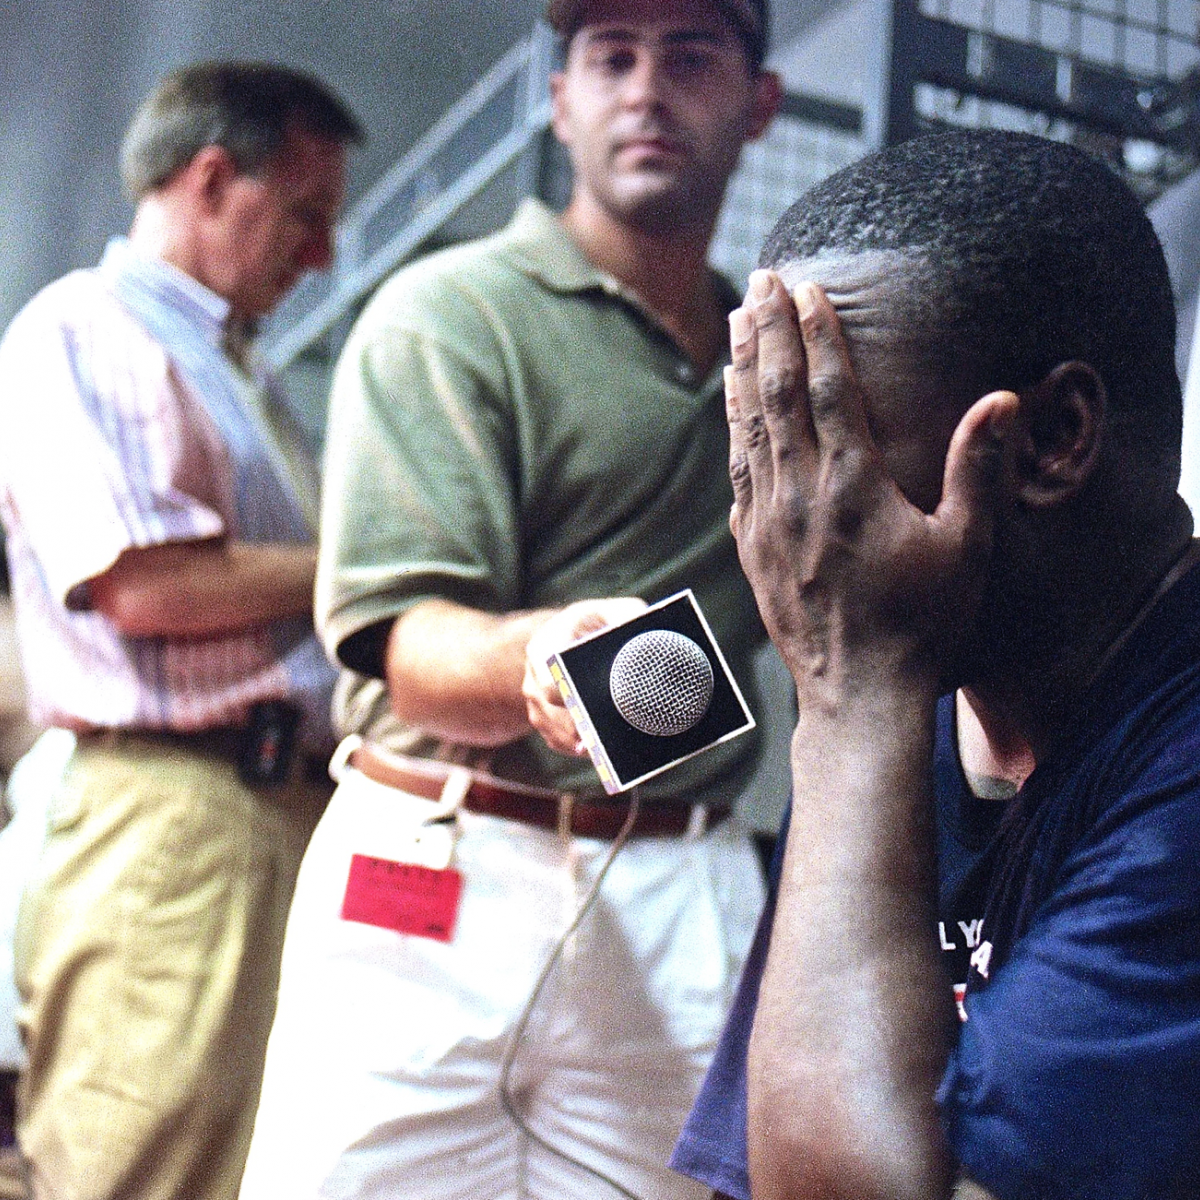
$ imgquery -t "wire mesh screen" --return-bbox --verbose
[904,0,1200,201]
[709,111,866,291]
[918,0,1197,73]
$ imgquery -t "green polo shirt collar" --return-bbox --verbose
[503,198,614,296]
[503,198,741,353]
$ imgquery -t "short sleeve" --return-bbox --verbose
[939,770,1200,1200]
[315,268,521,671]
[0,282,227,603]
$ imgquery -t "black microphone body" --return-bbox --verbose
[548,590,756,794]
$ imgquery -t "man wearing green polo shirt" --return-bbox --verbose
[239,2,781,1197]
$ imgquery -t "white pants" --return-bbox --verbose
[239,762,764,1200]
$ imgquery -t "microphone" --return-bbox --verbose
[548,590,755,794]
[609,630,714,736]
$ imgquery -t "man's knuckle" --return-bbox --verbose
[797,305,827,338]
[830,500,866,543]
[779,488,810,538]
[758,366,800,414]
[807,372,846,420]
[819,449,873,537]
[743,412,768,450]
[752,305,786,333]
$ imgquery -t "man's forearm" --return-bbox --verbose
[86,539,317,638]
[385,598,553,747]
[748,685,956,1200]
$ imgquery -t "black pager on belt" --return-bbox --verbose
[237,700,301,786]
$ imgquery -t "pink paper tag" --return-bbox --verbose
[340,853,463,942]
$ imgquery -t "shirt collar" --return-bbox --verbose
[504,197,741,322]
[98,236,232,347]
[503,198,616,296]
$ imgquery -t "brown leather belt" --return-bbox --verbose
[348,743,727,840]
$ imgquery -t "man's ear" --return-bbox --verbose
[745,70,782,142]
[1008,361,1106,507]
[549,72,573,150]
[176,144,240,215]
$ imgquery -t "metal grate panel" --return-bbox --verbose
[711,106,866,291]
[885,0,1200,200]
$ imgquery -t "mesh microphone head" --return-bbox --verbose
[609,630,715,737]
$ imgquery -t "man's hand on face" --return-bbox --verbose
[522,596,649,756]
[726,269,1018,703]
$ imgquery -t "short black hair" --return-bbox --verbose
[120,61,363,200]
[762,129,1181,467]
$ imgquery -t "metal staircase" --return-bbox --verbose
[262,21,866,374]
[264,25,560,370]
[264,3,1200,379]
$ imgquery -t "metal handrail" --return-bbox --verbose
[262,20,867,371]
[264,22,557,368]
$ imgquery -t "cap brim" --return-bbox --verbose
[546,0,766,63]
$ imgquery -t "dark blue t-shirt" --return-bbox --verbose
[672,561,1200,1200]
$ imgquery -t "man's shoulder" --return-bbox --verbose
[355,203,580,338]
[3,265,148,354]
[0,266,177,422]
[368,225,540,319]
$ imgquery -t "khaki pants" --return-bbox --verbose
[0,1146,28,1200]
[14,734,328,1200]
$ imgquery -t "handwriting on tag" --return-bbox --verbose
[340,853,463,942]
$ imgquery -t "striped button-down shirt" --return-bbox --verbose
[0,239,335,746]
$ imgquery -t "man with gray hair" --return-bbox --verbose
[0,61,361,1200]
